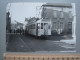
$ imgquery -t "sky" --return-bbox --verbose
[7,2,45,24]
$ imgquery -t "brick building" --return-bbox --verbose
[41,3,73,35]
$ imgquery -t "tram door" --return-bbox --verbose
[44,23,48,35]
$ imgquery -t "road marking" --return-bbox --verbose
[18,35,35,51]
[18,35,31,49]
[18,36,26,46]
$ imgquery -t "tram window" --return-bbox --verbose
[31,24,33,29]
[41,23,43,29]
[33,24,35,29]
[30,24,35,29]
[34,24,35,29]
[31,25,32,29]
[48,23,50,29]
[30,25,31,29]
[44,23,48,29]
[44,23,47,25]
[38,23,40,29]
[31,25,33,29]
[29,25,30,29]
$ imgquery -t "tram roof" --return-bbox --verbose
[36,19,42,23]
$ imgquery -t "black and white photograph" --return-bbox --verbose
[6,2,76,52]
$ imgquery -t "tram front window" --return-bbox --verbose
[38,23,40,29]
[41,23,43,29]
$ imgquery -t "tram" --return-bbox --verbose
[26,19,51,37]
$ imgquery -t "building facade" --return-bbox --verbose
[11,22,24,30]
[41,3,73,35]
[6,12,11,33]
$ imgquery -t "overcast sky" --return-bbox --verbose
[7,2,45,23]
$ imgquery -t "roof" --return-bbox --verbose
[17,22,24,25]
[36,19,42,23]
[42,3,72,8]
[36,19,50,23]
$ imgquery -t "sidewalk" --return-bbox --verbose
[60,39,76,44]
[59,39,76,49]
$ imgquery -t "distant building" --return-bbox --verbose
[11,22,24,30]
[6,12,11,33]
[11,24,15,30]
[16,22,24,30]
[25,17,40,24]
[41,3,73,35]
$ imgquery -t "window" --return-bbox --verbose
[60,22,63,29]
[53,22,57,30]
[42,7,47,19]
[69,11,72,18]
[68,22,72,29]
[44,23,48,30]
[41,23,43,29]
[33,24,35,29]
[53,10,57,18]
[68,22,72,34]
[48,23,51,29]
[38,23,40,29]
[31,25,32,29]
[60,11,64,18]
[32,24,35,29]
